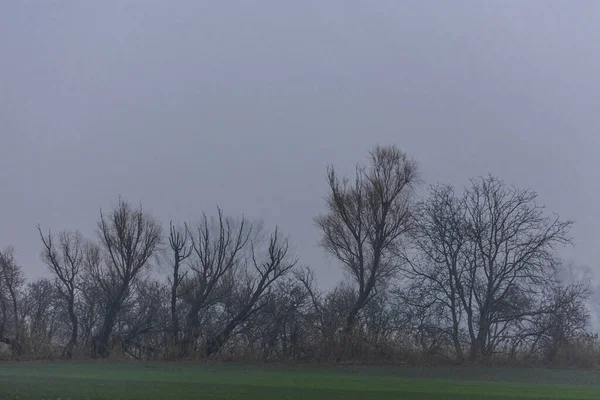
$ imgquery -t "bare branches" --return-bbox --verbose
[37,226,88,358]
[92,198,163,357]
[167,221,192,341]
[0,247,25,353]
[406,176,574,361]
[203,224,298,357]
[98,199,163,282]
[181,208,251,352]
[315,145,419,332]
[186,208,250,300]
[249,226,298,302]
[168,221,192,280]
[37,227,85,299]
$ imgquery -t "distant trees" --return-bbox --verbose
[0,145,594,366]
[203,225,298,357]
[162,208,299,359]
[180,210,250,355]
[166,222,192,348]
[315,145,419,335]
[37,228,86,358]
[532,280,591,362]
[0,247,25,354]
[403,176,576,362]
[21,278,58,356]
[402,183,468,361]
[88,199,163,358]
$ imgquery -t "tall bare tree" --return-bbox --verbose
[315,145,419,333]
[0,247,25,355]
[167,222,192,345]
[37,227,86,358]
[91,198,163,357]
[462,176,572,360]
[406,176,573,361]
[402,184,469,362]
[181,209,250,354]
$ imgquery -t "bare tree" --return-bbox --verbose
[37,227,86,358]
[315,145,419,333]
[204,227,298,358]
[408,176,573,361]
[402,184,469,362]
[181,208,250,354]
[91,198,163,357]
[244,274,310,361]
[167,222,192,345]
[294,266,341,360]
[463,176,572,360]
[78,244,104,352]
[532,279,591,362]
[0,247,25,355]
[21,278,59,357]
[116,278,168,360]
[403,177,574,362]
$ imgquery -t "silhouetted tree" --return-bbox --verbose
[405,176,573,361]
[181,209,250,355]
[90,198,163,357]
[0,247,25,355]
[402,183,469,362]
[315,145,419,334]
[167,222,192,346]
[204,227,298,357]
[37,227,87,358]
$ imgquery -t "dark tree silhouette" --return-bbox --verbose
[315,145,419,334]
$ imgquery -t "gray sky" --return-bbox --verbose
[1,1,599,289]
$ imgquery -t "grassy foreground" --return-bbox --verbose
[1,362,600,399]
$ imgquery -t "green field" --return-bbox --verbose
[1,362,600,399]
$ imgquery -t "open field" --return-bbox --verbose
[2,362,600,399]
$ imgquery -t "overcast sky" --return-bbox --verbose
[1,1,599,288]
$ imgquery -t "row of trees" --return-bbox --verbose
[0,145,594,365]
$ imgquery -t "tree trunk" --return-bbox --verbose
[451,318,463,363]
[96,306,119,358]
[469,323,489,362]
[64,299,78,359]
[181,302,203,356]
[204,319,238,358]
[171,283,179,342]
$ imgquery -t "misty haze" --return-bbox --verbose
[1,1,600,399]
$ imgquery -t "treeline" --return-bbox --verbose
[0,145,596,367]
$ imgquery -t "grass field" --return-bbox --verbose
[1,362,600,399]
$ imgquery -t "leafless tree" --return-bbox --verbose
[315,145,419,333]
[407,176,573,361]
[21,278,59,357]
[167,222,192,344]
[77,245,104,351]
[37,227,86,358]
[402,183,469,362]
[180,208,250,354]
[0,247,25,355]
[1,147,596,365]
[91,198,163,357]
[242,274,310,361]
[204,227,298,357]
[115,278,168,360]
[532,280,590,362]
[463,176,572,360]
